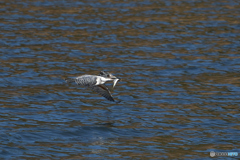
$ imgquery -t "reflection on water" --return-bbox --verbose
[1,0,240,159]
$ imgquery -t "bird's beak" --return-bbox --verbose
[110,75,117,79]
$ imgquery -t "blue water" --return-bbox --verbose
[1,0,240,159]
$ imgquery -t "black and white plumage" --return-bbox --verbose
[65,71,120,102]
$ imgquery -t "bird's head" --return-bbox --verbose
[99,71,117,79]
[99,71,121,88]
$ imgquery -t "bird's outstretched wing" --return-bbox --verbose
[91,85,115,102]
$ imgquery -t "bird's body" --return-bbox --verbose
[65,71,120,102]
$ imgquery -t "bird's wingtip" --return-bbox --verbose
[115,100,121,103]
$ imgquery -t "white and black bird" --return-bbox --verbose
[65,71,120,102]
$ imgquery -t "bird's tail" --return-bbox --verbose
[65,78,75,83]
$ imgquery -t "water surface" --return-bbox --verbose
[1,0,240,159]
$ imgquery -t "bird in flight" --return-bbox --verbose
[65,71,120,102]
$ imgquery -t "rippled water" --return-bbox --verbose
[1,0,240,159]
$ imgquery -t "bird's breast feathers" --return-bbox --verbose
[95,76,111,85]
